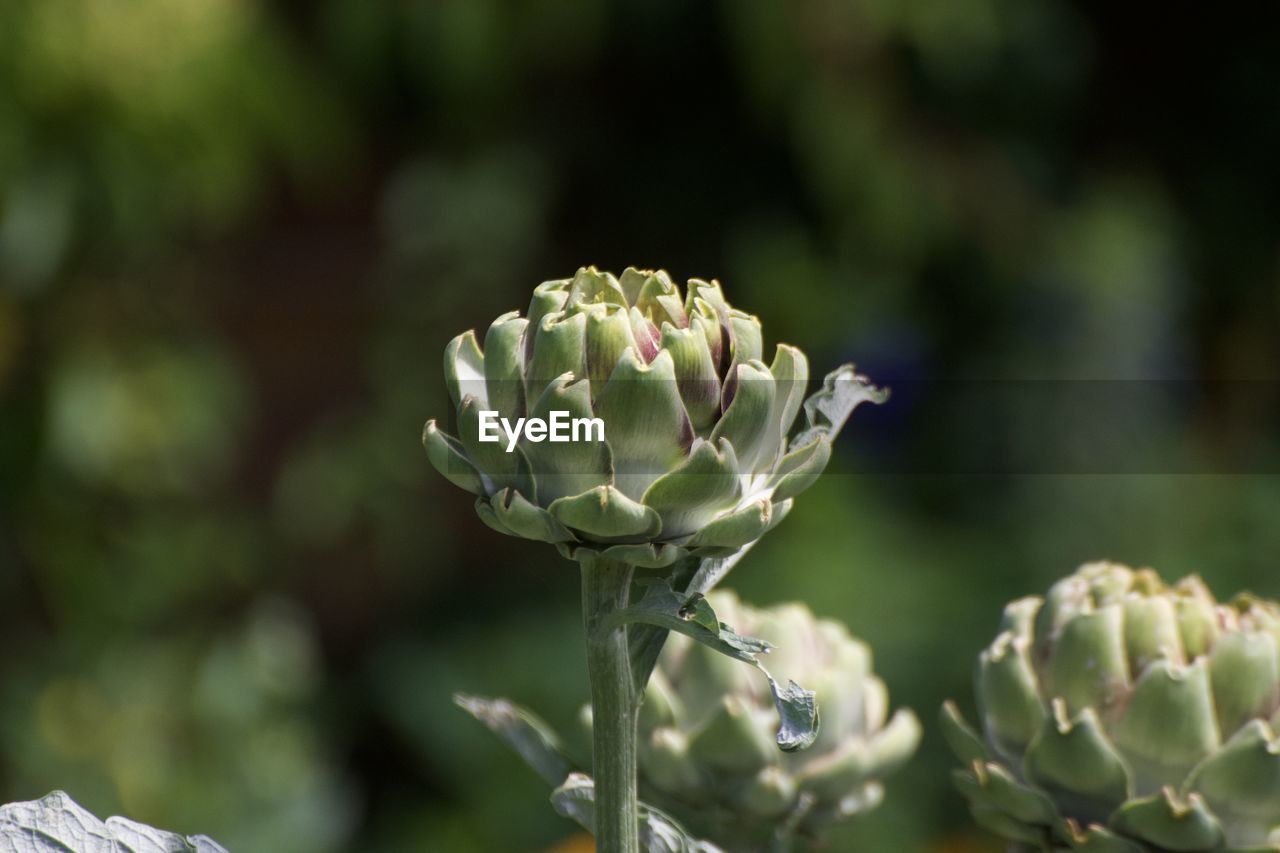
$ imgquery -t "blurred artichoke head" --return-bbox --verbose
[944,561,1280,852]
[629,590,920,845]
[424,267,885,568]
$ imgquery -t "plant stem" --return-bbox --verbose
[581,556,639,853]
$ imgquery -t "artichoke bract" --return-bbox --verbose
[943,562,1280,852]
[627,590,921,847]
[423,267,885,568]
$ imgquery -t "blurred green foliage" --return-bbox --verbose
[1,1,1278,851]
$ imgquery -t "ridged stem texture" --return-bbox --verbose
[581,555,639,853]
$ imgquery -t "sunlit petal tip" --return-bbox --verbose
[444,328,487,410]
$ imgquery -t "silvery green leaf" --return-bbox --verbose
[768,677,821,753]
[606,579,819,752]
[628,555,704,693]
[791,364,888,450]
[453,693,576,787]
[550,773,725,853]
[686,541,756,599]
[0,791,226,853]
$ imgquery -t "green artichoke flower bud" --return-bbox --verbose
[943,561,1280,852]
[424,266,885,568]
[627,590,921,848]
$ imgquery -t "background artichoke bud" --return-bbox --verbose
[944,561,1280,851]
[613,590,920,848]
[424,266,886,568]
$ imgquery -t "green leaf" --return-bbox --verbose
[453,693,576,787]
[452,694,722,851]
[550,772,725,853]
[627,558,703,694]
[769,676,821,753]
[685,543,758,598]
[790,363,888,450]
[0,791,227,852]
[604,579,820,752]
[629,547,758,700]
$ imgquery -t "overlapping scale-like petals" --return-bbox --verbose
[945,562,1280,851]
[424,266,886,564]
[613,592,920,846]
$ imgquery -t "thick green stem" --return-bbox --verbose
[581,556,639,853]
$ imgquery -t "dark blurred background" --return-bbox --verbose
[1,1,1278,850]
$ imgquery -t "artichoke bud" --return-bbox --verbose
[946,562,1280,851]
[630,590,919,847]
[425,267,886,567]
